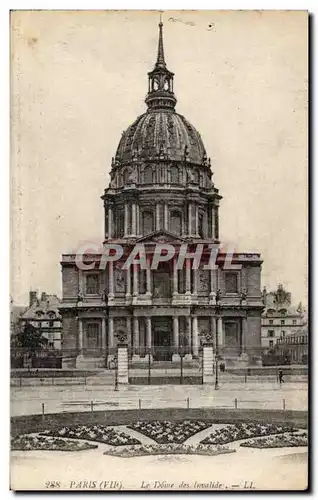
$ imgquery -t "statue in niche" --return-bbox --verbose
[115,267,126,292]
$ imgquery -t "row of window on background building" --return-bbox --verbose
[268,319,297,325]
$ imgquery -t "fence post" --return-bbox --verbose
[138,399,141,410]
[187,397,190,409]
[20,377,22,387]
[41,403,45,421]
[283,398,286,410]
[244,374,247,383]
[234,398,238,409]
[91,401,94,412]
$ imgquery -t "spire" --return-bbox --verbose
[145,20,177,111]
[156,22,166,68]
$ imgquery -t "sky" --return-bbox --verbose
[11,10,308,306]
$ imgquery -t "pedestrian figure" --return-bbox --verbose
[278,369,284,384]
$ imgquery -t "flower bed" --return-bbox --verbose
[11,434,97,452]
[40,425,141,446]
[200,423,295,445]
[103,443,236,458]
[240,432,308,449]
[127,420,213,444]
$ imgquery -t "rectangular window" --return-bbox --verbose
[292,319,297,325]
[269,320,273,325]
[49,320,54,328]
[86,274,100,295]
[225,272,238,293]
[269,340,274,348]
[281,320,285,325]
[268,330,274,338]
[282,331,285,338]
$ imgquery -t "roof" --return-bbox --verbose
[21,294,61,320]
[115,110,207,166]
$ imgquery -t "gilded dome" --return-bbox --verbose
[115,110,206,165]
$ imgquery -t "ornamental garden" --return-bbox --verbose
[11,420,307,457]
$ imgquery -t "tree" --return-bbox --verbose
[16,322,48,356]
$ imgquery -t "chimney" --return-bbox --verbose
[29,291,37,307]
[41,292,47,302]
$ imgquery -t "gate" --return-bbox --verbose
[128,346,203,385]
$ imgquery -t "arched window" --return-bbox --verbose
[143,166,153,184]
[142,210,154,235]
[170,166,179,184]
[170,210,182,236]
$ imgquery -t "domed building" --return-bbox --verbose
[60,23,264,372]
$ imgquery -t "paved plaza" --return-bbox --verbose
[11,380,307,417]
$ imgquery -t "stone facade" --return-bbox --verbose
[261,284,307,350]
[60,23,263,369]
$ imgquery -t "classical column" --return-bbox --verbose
[185,259,191,295]
[108,317,114,350]
[131,202,136,236]
[212,316,217,346]
[211,206,215,239]
[124,202,128,237]
[108,261,114,297]
[126,316,132,347]
[192,316,199,358]
[133,317,139,356]
[125,265,131,297]
[104,207,109,239]
[146,317,152,351]
[136,204,140,236]
[218,317,223,346]
[146,257,152,295]
[133,263,139,296]
[101,317,106,350]
[156,203,160,231]
[186,316,192,358]
[164,203,169,230]
[195,204,199,237]
[188,202,192,236]
[192,268,198,295]
[173,256,178,295]
[241,317,247,353]
[173,316,179,351]
[108,206,113,239]
[78,318,83,354]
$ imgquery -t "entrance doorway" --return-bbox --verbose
[152,317,172,361]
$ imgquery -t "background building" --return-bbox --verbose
[20,291,62,350]
[60,23,264,370]
[261,284,307,351]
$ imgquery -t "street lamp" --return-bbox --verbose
[114,355,118,391]
[215,290,221,391]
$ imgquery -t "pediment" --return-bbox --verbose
[136,230,186,244]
